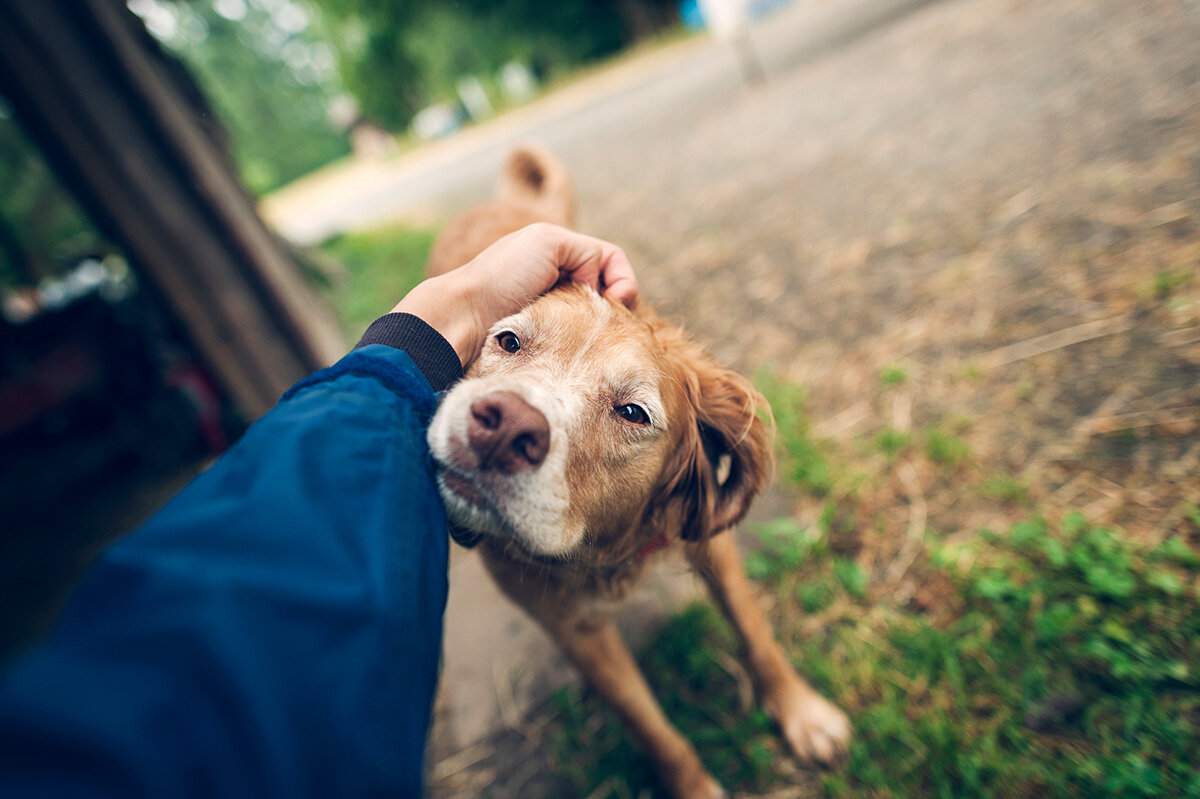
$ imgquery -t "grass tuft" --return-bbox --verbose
[881,365,909,386]
[756,372,836,496]
[924,426,972,467]
[875,426,912,461]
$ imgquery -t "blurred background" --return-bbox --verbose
[1,0,1198,796]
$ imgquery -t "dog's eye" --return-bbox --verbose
[496,331,521,353]
[616,403,650,426]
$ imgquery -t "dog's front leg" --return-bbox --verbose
[553,616,727,799]
[692,532,851,767]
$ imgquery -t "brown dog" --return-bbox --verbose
[426,146,850,798]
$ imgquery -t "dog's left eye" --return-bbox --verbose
[616,403,650,426]
[496,331,521,353]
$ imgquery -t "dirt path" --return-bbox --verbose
[412,0,1200,794]
[261,0,936,244]
[575,0,1199,538]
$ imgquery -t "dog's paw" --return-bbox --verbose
[659,753,727,799]
[767,686,851,768]
[669,769,727,799]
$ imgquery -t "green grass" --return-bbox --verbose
[756,372,836,496]
[1151,269,1192,300]
[546,373,1200,798]
[981,475,1030,505]
[549,604,783,797]
[875,427,912,461]
[315,222,438,338]
[549,514,1200,798]
[924,426,972,468]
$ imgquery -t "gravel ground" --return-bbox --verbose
[573,0,1200,537]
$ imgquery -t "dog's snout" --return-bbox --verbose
[468,391,550,473]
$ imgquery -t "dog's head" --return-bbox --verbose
[426,284,770,564]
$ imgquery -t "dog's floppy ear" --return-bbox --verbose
[649,317,772,541]
[682,363,772,539]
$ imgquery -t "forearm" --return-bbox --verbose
[0,345,448,798]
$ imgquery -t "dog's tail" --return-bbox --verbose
[496,145,577,228]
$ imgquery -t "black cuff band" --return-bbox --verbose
[355,313,463,391]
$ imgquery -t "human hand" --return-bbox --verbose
[392,223,638,367]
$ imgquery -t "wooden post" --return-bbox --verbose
[0,0,346,418]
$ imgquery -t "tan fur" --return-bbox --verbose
[425,145,575,278]
[495,144,576,227]
[426,148,850,797]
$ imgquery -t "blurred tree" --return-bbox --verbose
[130,0,680,161]
[129,0,351,195]
[1,0,347,413]
[311,0,424,131]
[313,0,676,131]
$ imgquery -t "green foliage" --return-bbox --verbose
[142,0,351,195]
[1154,535,1200,567]
[550,512,1200,797]
[958,361,983,381]
[316,222,436,337]
[315,0,637,130]
[320,0,424,131]
[757,372,835,495]
[833,557,868,598]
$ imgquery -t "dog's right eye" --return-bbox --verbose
[496,331,521,353]
[616,403,650,426]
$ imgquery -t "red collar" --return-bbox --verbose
[635,534,671,559]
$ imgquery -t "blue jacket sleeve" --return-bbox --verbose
[0,344,448,798]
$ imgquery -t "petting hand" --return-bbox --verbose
[392,223,638,367]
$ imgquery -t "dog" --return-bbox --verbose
[425,146,850,798]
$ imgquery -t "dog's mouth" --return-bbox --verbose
[439,468,487,507]
[433,461,584,561]
[433,462,502,548]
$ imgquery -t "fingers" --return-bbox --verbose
[599,248,639,308]
[543,225,639,309]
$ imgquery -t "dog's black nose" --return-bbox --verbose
[468,391,550,473]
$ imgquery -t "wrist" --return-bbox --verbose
[392,272,485,368]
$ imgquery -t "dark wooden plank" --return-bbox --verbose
[0,0,345,417]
